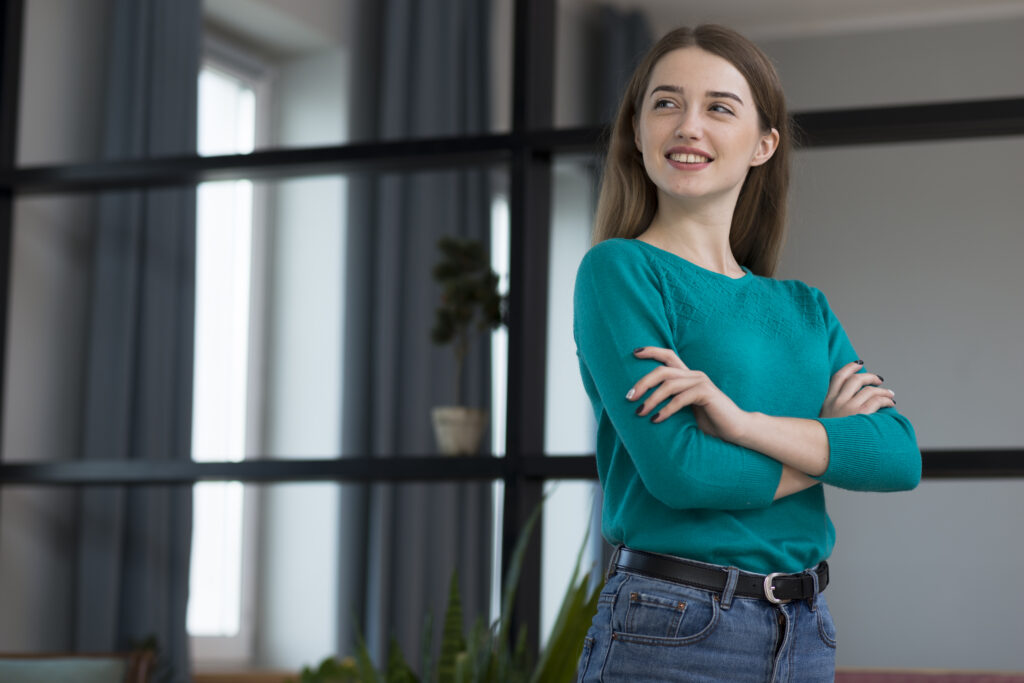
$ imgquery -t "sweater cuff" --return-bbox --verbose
[814,416,882,488]
[737,450,783,508]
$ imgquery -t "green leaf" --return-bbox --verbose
[437,572,467,683]
[386,635,419,683]
[496,501,543,651]
[354,633,382,683]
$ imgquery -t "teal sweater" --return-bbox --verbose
[573,239,921,574]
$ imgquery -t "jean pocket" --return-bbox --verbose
[574,636,595,682]
[614,579,720,645]
[816,600,837,648]
[624,590,688,637]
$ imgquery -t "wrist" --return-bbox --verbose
[732,410,764,448]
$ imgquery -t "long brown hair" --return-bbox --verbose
[592,25,792,277]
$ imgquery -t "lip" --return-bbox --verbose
[665,146,714,170]
[666,146,713,159]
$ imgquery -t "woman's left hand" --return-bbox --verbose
[626,346,751,442]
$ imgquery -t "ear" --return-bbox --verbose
[750,127,780,167]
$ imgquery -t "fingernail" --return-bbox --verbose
[856,360,864,365]
[626,388,635,400]
[635,405,644,416]
[633,347,645,355]
[877,375,885,382]
[650,413,661,423]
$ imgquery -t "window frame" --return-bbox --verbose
[188,34,273,666]
[2,0,1024,664]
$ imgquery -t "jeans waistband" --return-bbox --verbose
[610,546,828,604]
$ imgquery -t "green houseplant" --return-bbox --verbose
[291,503,602,683]
[429,236,504,455]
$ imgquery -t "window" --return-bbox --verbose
[187,50,268,663]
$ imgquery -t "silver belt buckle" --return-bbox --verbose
[763,572,791,604]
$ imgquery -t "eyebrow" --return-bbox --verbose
[650,85,744,105]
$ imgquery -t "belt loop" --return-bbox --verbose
[720,566,740,610]
[606,545,623,581]
[804,565,820,611]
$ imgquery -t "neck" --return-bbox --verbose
[639,194,743,277]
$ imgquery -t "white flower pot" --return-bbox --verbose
[431,406,488,456]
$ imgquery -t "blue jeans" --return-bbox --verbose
[576,558,836,682]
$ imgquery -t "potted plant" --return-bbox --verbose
[429,236,504,456]
[289,503,602,683]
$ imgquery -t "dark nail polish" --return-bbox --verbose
[856,360,864,365]
[877,375,885,382]
[650,413,661,423]
[633,347,645,354]
[635,405,644,416]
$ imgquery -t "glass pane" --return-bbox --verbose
[255,169,508,458]
[545,155,598,455]
[554,2,1024,128]
[5,193,100,465]
[15,0,513,166]
[5,167,509,466]
[554,1,653,129]
[779,136,1024,450]
[189,480,247,637]
[0,481,497,675]
[758,18,1024,111]
[6,479,1024,672]
[548,136,1024,451]
[540,480,603,646]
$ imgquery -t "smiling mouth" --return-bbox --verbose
[667,152,712,163]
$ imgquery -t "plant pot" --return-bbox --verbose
[431,406,488,456]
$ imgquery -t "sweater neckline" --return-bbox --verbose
[629,238,752,283]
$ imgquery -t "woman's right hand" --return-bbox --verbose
[819,361,895,418]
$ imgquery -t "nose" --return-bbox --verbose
[675,106,703,139]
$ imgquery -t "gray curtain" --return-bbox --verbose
[73,1,199,680]
[340,0,494,671]
[589,5,653,125]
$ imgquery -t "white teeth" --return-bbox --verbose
[668,153,710,163]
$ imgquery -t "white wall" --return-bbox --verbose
[0,0,109,650]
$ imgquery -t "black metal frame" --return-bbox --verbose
[2,0,1024,656]
[5,98,1024,194]
[1,450,1022,486]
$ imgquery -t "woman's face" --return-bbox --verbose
[634,47,778,211]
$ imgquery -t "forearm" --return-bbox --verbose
[736,412,830,477]
[774,465,819,500]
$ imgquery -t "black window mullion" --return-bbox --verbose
[503,0,556,658]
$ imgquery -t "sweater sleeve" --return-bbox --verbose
[573,242,782,510]
[812,289,922,491]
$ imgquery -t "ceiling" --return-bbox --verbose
[203,0,1024,57]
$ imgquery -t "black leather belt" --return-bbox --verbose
[613,547,828,604]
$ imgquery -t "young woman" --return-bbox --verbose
[573,25,921,681]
